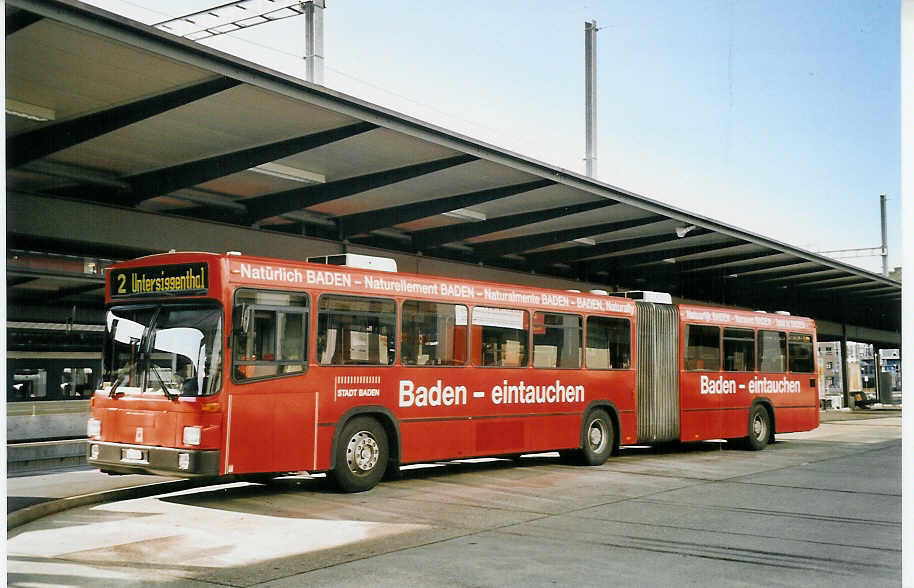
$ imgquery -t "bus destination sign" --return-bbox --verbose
[110,262,208,298]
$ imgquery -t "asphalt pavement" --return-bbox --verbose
[6,411,902,587]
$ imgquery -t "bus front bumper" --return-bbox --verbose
[87,441,220,477]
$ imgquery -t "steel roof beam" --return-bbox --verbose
[836,285,899,295]
[575,230,728,264]
[579,231,734,264]
[410,199,615,251]
[240,154,478,224]
[816,281,896,292]
[681,253,795,273]
[525,228,719,267]
[634,248,764,269]
[7,76,241,168]
[586,241,752,285]
[864,291,902,299]
[601,242,748,276]
[791,275,873,288]
[6,9,43,35]
[474,216,663,260]
[337,179,555,240]
[754,268,846,284]
[59,122,377,206]
[716,260,820,278]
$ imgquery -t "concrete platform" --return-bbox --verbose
[6,415,901,587]
[7,439,88,474]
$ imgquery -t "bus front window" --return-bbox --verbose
[105,304,223,397]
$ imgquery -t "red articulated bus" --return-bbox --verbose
[87,251,818,491]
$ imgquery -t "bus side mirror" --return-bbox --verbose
[232,304,252,339]
[228,304,254,347]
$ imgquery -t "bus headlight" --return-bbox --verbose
[90,444,100,460]
[87,418,101,438]
[178,453,191,470]
[183,426,201,446]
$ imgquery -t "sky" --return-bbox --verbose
[86,0,901,275]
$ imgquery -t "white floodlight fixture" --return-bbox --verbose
[440,242,474,253]
[675,224,697,238]
[442,208,486,222]
[251,163,325,184]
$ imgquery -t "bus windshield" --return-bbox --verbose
[104,303,223,397]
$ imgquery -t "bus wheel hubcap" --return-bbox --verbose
[588,421,605,452]
[347,431,379,473]
[753,416,765,438]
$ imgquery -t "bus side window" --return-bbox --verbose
[723,328,755,372]
[788,332,814,373]
[318,295,396,366]
[532,312,582,369]
[684,324,720,371]
[233,289,309,381]
[472,307,529,368]
[585,316,630,369]
[401,301,467,366]
[758,330,787,373]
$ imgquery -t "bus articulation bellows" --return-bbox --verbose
[87,252,819,491]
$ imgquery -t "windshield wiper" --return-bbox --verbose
[148,361,177,401]
[109,373,126,398]
[136,305,176,400]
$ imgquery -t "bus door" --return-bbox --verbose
[681,323,723,441]
[720,327,757,438]
[634,302,680,443]
[226,290,317,475]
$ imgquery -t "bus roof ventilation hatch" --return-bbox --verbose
[612,290,672,304]
[308,253,398,273]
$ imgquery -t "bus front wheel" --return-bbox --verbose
[332,416,389,492]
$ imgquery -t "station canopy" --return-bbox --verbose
[5,0,902,336]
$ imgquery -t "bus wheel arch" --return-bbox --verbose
[329,407,401,491]
[566,402,619,465]
[584,400,621,456]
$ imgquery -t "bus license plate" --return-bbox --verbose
[122,448,147,462]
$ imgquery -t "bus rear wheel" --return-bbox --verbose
[332,416,389,492]
[580,409,614,465]
[745,404,771,451]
